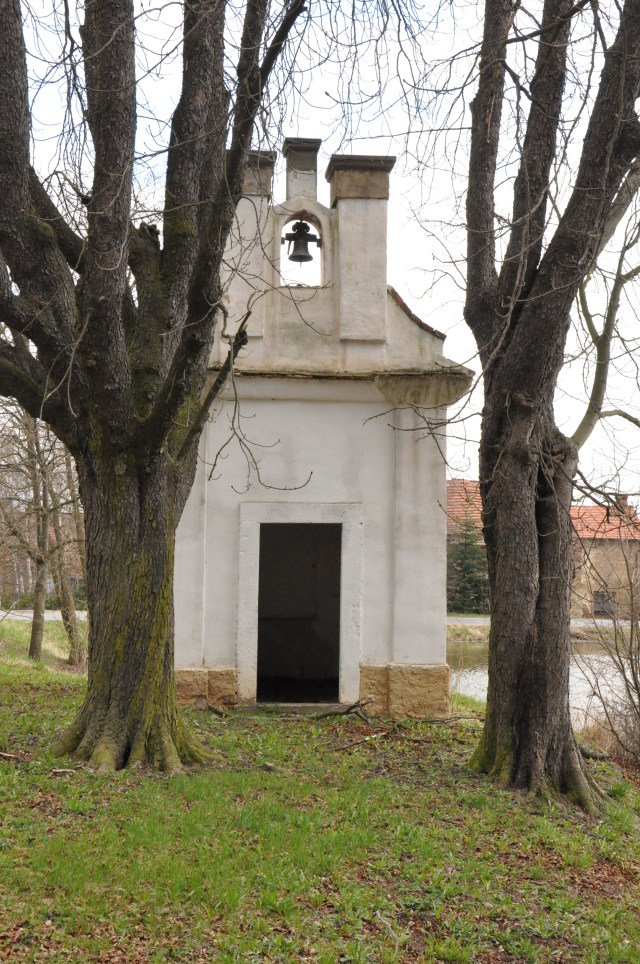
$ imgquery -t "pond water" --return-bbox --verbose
[447,639,628,724]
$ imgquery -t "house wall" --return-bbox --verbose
[572,538,640,618]
[174,376,450,716]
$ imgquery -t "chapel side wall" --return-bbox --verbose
[391,403,448,667]
[174,452,208,669]
[359,401,450,719]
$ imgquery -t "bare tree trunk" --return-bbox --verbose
[29,561,47,660]
[11,553,19,600]
[473,407,600,809]
[50,501,85,666]
[27,420,48,661]
[460,0,640,810]
[64,449,86,586]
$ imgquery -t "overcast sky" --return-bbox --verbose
[26,0,640,502]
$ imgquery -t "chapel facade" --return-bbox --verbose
[173,138,471,716]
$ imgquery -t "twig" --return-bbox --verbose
[205,701,228,718]
[333,731,387,752]
[0,750,21,761]
[376,912,400,953]
[50,767,78,776]
[313,698,374,720]
[397,715,468,728]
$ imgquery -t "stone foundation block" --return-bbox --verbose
[208,668,238,707]
[388,664,450,718]
[359,663,450,718]
[176,668,239,708]
[175,669,208,705]
[359,664,389,715]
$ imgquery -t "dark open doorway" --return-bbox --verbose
[257,523,341,702]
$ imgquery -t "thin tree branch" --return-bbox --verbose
[28,168,84,272]
[599,408,640,429]
[175,313,249,463]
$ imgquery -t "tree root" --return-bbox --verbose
[578,742,610,761]
[471,730,605,815]
[53,701,213,774]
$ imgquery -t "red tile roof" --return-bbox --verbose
[570,503,640,541]
[446,478,482,529]
[446,479,640,541]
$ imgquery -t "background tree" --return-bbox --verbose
[24,415,49,661]
[0,407,50,658]
[447,518,490,615]
[0,402,85,662]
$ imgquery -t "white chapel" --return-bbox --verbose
[173,138,471,716]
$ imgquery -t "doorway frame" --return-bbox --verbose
[236,502,363,703]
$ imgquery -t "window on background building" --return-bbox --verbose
[593,590,615,618]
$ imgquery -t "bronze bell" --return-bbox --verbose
[282,220,321,263]
[290,237,314,262]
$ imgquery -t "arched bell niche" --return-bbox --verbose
[279,214,323,288]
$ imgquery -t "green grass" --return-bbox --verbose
[1,622,640,962]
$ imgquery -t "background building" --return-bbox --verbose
[446,480,640,619]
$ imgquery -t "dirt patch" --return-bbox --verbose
[569,859,639,900]
[28,791,65,819]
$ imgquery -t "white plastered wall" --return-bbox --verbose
[174,377,450,693]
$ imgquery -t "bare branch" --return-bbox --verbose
[143,0,306,456]
[599,408,640,430]
[78,0,136,434]
[28,168,84,272]
[0,344,77,450]
[162,0,227,314]
[464,0,514,352]
[499,0,640,401]
[497,0,575,310]
[176,312,250,463]
[0,0,30,238]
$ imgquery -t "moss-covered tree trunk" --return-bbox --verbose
[463,0,640,808]
[472,407,601,811]
[0,0,306,771]
[53,453,206,771]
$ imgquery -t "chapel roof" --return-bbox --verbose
[386,286,446,342]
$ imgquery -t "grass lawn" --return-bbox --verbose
[1,623,639,962]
